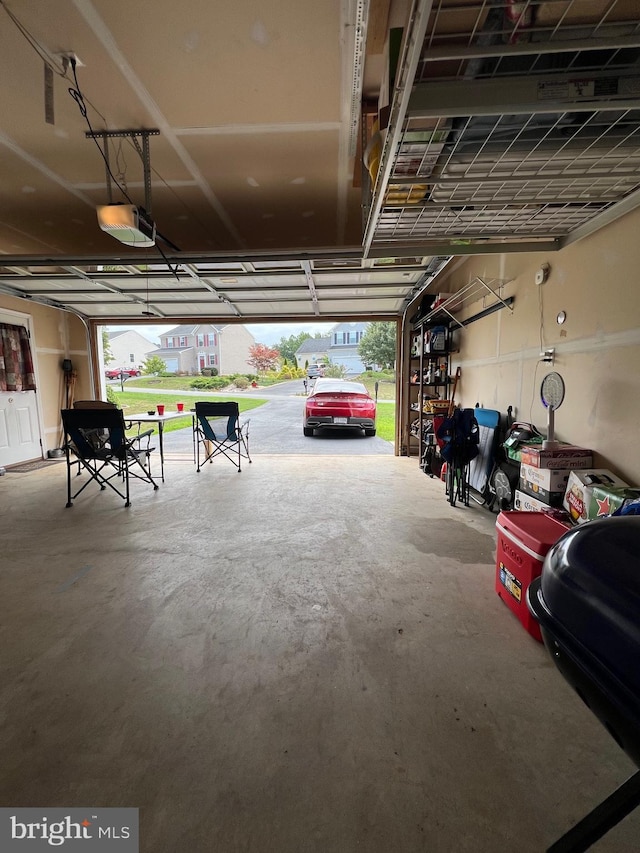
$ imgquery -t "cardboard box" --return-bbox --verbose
[563,469,629,523]
[519,465,569,506]
[589,486,640,520]
[520,463,571,493]
[514,491,573,525]
[519,480,565,507]
[514,489,553,512]
[519,444,593,470]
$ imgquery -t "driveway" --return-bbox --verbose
[162,381,394,456]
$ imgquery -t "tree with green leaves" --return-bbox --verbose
[142,355,167,376]
[358,322,397,370]
[275,331,312,364]
[102,329,114,365]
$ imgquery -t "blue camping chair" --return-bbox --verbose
[193,402,251,473]
[61,407,159,507]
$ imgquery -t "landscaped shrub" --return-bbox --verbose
[189,376,229,390]
[234,377,249,389]
[323,363,347,378]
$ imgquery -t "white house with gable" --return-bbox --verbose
[327,322,370,373]
[108,329,157,372]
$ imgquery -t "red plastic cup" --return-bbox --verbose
[156,404,165,416]
[176,402,184,412]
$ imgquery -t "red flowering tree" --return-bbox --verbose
[247,343,280,373]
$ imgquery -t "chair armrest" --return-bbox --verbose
[125,427,155,453]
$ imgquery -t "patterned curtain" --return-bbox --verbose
[0,323,37,391]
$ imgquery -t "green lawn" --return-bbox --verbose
[375,401,396,442]
[357,373,397,401]
[112,391,267,435]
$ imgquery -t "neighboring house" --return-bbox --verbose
[108,329,156,371]
[147,324,255,375]
[295,324,371,373]
[327,322,370,373]
[295,336,330,369]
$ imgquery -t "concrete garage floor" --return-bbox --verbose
[0,456,638,852]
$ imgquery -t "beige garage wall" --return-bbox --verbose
[421,205,640,484]
[0,294,92,455]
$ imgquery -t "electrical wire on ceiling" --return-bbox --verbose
[67,58,135,207]
[66,57,181,278]
[3,1,210,275]
[1,0,108,124]
[2,0,218,257]
[3,1,133,207]
[1,0,67,76]
[114,139,129,197]
[1,1,135,211]
[149,163,223,250]
[113,133,221,249]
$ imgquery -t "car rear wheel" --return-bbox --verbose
[303,427,314,437]
[364,428,376,437]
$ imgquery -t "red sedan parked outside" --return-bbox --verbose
[304,378,376,437]
[105,367,142,379]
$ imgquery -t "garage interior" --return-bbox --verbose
[1,1,640,850]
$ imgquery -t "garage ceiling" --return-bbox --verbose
[1,0,639,323]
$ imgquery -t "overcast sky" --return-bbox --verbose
[107,322,335,347]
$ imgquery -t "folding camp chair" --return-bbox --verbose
[71,400,155,478]
[193,402,251,473]
[70,400,118,474]
[436,408,480,507]
[61,407,159,507]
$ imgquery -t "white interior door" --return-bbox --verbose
[0,312,42,466]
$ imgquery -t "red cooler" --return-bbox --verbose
[495,511,571,641]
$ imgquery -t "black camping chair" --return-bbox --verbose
[61,407,159,507]
[193,401,251,473]
[436,408,480,507]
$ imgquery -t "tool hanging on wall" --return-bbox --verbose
[58,359,78,449]
[448,367,462,417]
[62,359,76,408]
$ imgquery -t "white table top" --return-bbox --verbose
[126,410,190,423]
